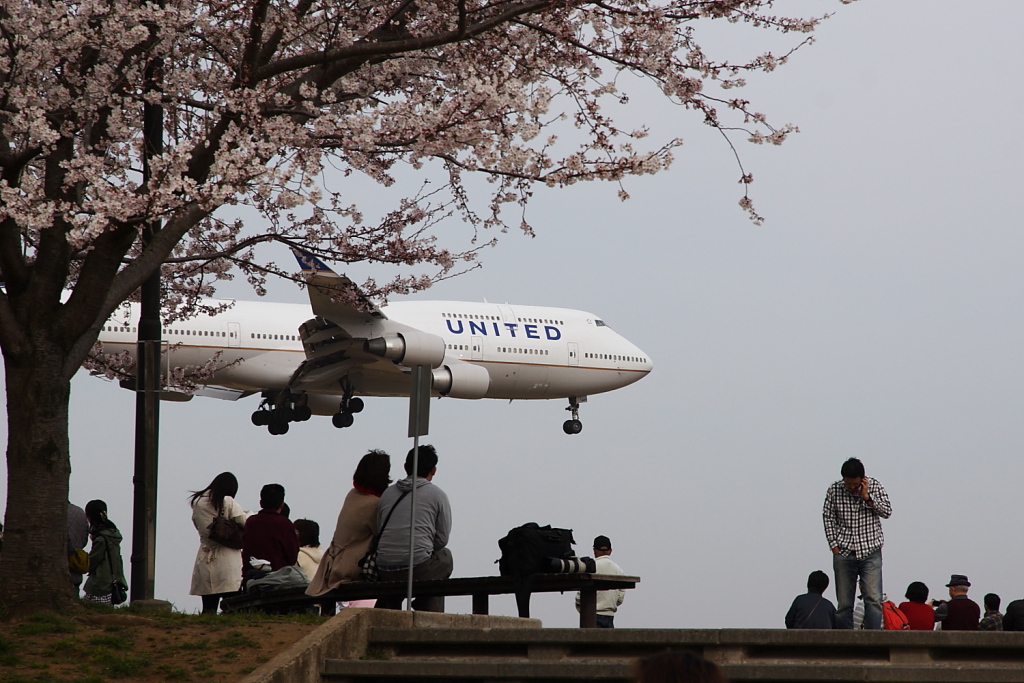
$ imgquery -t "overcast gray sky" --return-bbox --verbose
[4,1,1024,628]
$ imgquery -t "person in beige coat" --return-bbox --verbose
[306,450,392,608]
[189,472,250,613]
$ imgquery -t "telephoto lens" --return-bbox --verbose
[547,556,596,573]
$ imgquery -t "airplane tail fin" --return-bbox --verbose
[290,248,386,320]
[291,248,337,276]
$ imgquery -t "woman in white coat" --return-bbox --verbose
[189,472,250,613]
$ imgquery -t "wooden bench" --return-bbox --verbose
[221,573,640,628]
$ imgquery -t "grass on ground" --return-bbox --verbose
[0,602,325,683]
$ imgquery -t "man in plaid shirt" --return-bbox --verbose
[823,457,892,629]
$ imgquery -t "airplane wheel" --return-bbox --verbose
[252,411,270,427]
[348,397,364,414]
[562,419,583,435]
[332,412,354,429]
[293,405,312,422]
[277,406,294,422]
[268,421,282,435]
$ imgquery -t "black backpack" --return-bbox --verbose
[497,523,575,580]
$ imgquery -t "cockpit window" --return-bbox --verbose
[595,320,607,327]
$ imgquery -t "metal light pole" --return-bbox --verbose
[131,53,164,602]
[405,366,431,610]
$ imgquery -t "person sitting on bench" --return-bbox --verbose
[375,445,453,612]
[242,483,298,583]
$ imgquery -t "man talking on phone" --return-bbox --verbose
[823,457,892,629]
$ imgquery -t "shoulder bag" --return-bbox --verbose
[358,490,410,582]
[207,502,244,549]
[68,548,90,574]
[104,538,129,605]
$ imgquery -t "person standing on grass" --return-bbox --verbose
[83,500,127,605]
[189,472,251,614]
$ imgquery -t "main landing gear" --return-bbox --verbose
[331,392,364,429]
[251,391,312,435]
[563,396,584,435]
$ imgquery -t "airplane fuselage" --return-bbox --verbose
[96,298,652,410]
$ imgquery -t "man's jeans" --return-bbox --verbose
[833,549,882,629]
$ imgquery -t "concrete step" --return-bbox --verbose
[363,627,1024,665]
[321,627,1024,683]
[323,658,628,681]
[323,658,1024,683]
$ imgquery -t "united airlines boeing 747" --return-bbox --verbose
[94,251,652,435]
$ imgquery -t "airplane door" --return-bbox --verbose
[228,322,241,348]
[567,342,579,366]
[472,336,483,360]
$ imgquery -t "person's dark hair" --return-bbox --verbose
[633,650,728,683]
[404,444,438,478]
[985,593,1001,611]
[840,457,865,478]
[293,519,320,547]
[807,570,830,594]
[905,581,929,604]
[189,472,239,513]
[260,483,286,511]
[353,449,392,496]
[85,499,117,534]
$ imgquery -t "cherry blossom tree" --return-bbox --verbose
[0,0,850,612]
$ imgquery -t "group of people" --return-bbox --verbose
[187,444,632,624]
[189,445,453,614]
[786,456,1023,631]
[786,570,1024,631]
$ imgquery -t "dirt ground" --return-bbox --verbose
[0,606,324,683]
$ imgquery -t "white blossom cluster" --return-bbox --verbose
[0,0,838,367]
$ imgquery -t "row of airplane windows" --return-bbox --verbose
[586,352,647,363]
[104,327,644,364]
[103,325,236,339]
[442,312,565,325]
[251,333,299,341]
[446,342,552,358]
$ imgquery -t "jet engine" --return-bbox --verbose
[365,330,445,368]
[431,360,490,399]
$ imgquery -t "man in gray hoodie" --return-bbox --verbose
[376,444,453,611]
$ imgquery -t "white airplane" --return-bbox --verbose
[94,250,653,435]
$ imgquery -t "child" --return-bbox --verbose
[83,500,127,605]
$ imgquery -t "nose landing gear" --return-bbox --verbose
[563,396,584,435]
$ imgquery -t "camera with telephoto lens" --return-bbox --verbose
[547,556,596,573]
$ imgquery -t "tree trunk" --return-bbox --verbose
[0,344,79,614]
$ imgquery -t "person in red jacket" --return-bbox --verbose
[241,483,299,579]
[898,581,936,630]
[933,574,981,631]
